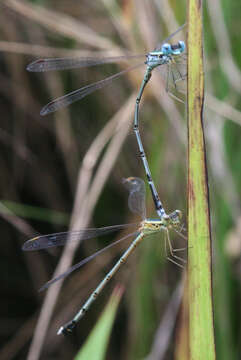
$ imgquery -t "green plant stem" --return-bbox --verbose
[187,1,216,359]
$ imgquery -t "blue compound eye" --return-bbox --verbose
[178,41,185,52]
[162,43,172,55]
[171,41,186,55]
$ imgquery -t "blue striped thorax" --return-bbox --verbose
[145,41,185,70]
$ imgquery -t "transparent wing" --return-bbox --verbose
[123,177,146,219]
[22,223,138,251]
[27,54,145,72]
[155,23,187,51]
[170,61,187,94]
[167,56,187,97]
[39,231,139,291]
[162,23,186,44]
[157,54,187,101]
[40,63,144,115]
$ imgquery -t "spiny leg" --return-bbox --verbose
[173,247,187,252]
[179,223,186,233]
[166,229,186,263]
[171,227,192,253]
[172,226,188,241]
[134,68,166,218]
[164,230,184,268]
[166,229,186,267]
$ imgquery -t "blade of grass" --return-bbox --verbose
[187,1,216,359]
[75,285,124,360]
[0,200,69,225]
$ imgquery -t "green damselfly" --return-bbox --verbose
[22,177,186,335]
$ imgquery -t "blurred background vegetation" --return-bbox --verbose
[0,0,240,359]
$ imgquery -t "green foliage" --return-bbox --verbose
[75,286,123,360]
[187,1,216,359]
[0,200,69,225]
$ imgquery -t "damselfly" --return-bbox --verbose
[27,24,187,220]
[22,177,186,335]
[27,24,186,116]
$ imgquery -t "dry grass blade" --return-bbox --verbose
[0,41,126,58]
[207,0,241,94]
[206,94,241,127]
[146,281,184,360]
[0,201,35,238]
[0,313,38,360]
[154,0,180,31]
[5,0,120,51]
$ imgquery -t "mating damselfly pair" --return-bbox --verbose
[22,177,186,335]
[24,25,187,335]
[27,24,187,221]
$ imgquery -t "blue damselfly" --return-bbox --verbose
[27,25,186,220]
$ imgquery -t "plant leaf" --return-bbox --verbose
[75,285,124,360]
[187,1,216,359]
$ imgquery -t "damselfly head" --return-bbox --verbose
[179,41,185,52]
[171,41,185,55]
[169,210,182,225]
[161,43,172,55]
